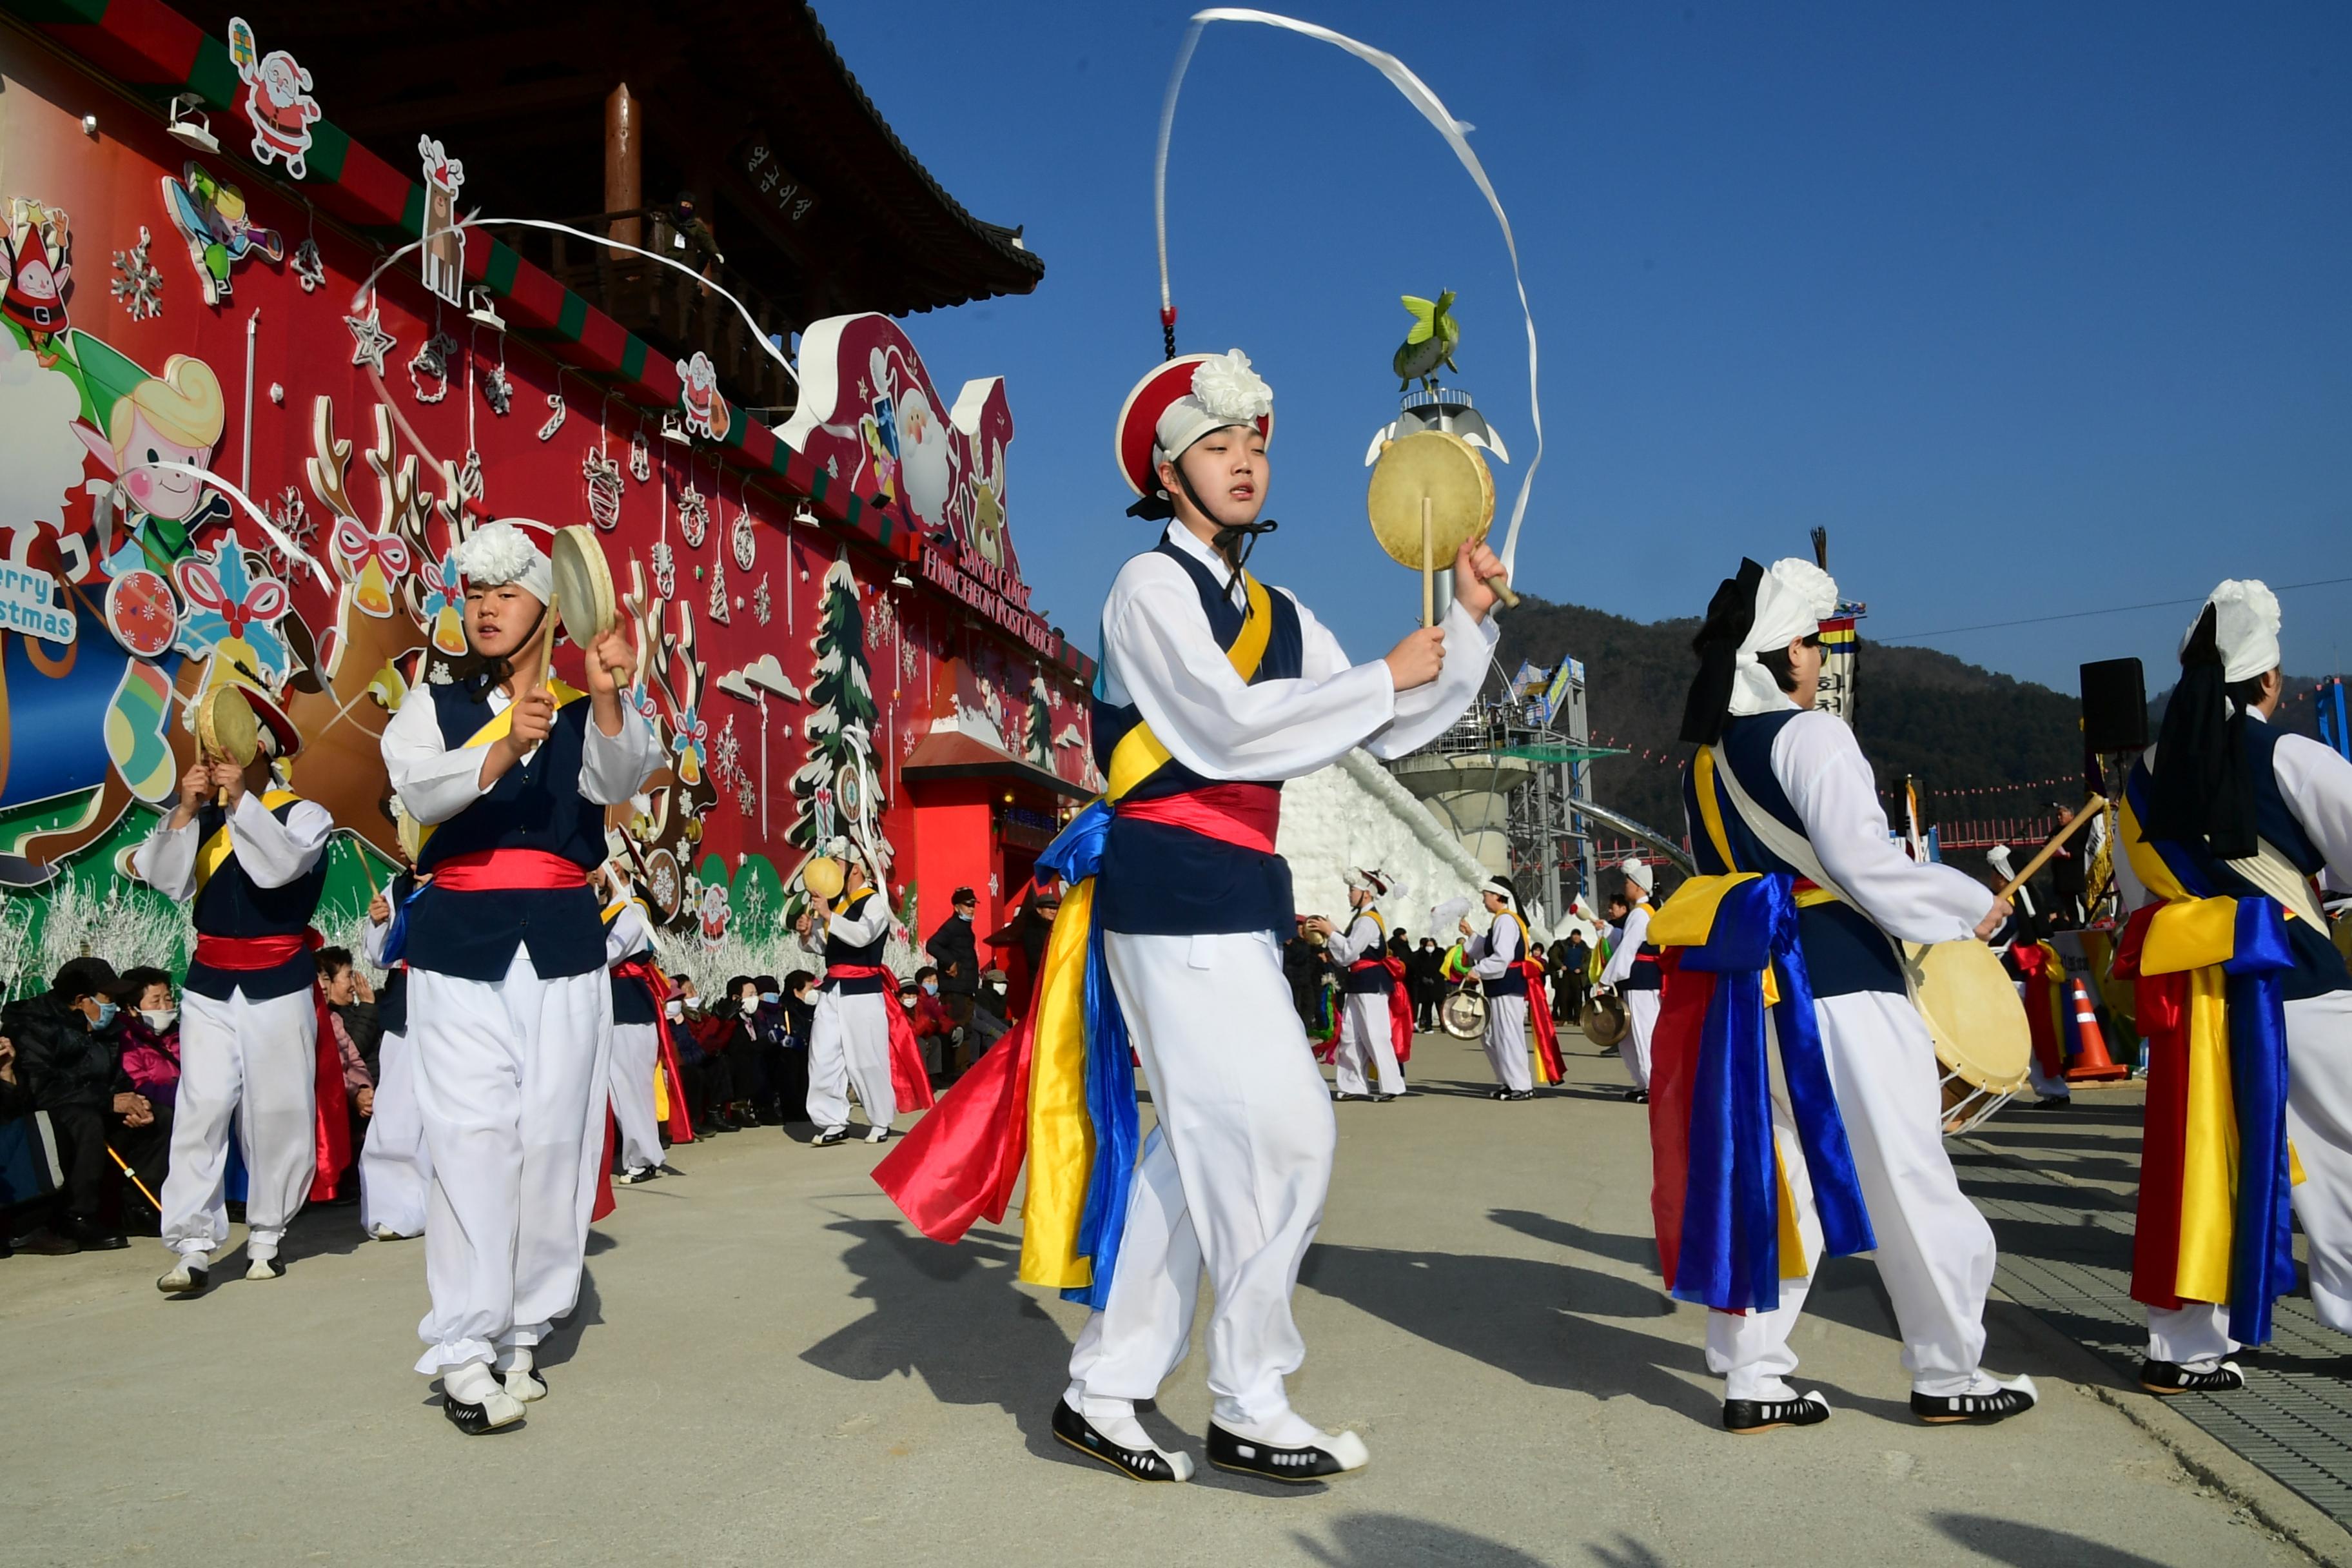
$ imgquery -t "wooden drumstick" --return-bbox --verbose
[1995,794,2107,901]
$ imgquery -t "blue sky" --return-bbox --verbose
[820,3,2351,694]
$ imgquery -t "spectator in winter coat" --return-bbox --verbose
[316,948,376,1203]
[900,968,957,1081]
[925,887,982,1075]
[3,957,133,1251]
[1411,938,1444,1032]
[112,968,183,1108]
[772,971,816,1125]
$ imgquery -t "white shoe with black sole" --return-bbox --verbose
[246,1255,285,1281]
[156,1258,208,1296]
[1205,1422,1369,1484]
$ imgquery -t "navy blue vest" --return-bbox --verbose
[1480,915,1528,998]
[405,682,608,982]
[1620,906,1663,992]
[1094,539,1306,937]
[821,890,891,994]
[2130,721,2351,1002]
[1685,710,1906,997]
[605,906,660,1024]
[184,794,327,1003]
[1340,911,1393,993]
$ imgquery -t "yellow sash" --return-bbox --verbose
[194,789,302,893]
[415,681,589,853]
[1102,571,1273,803]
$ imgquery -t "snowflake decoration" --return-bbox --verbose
[713,714,743,781]
[865,590,896,649]
[110,226,163,320]
[737,776,758,818]
[901,640,917,680]
[482,362,513,416]
[292,238,325,293]
[262,487,315,581]
[707,554,729,624]
[346,297,397,372]
[649,858,677,910]
[651,539,676,600]
[677,481,709,549]
[752,573,772,626]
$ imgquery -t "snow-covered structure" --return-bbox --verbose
[1279,749,1545,942]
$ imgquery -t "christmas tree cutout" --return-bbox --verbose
[1026,671,1054,765]
[789,547,891,865]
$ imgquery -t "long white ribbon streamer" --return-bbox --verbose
[1155,8,1544,573]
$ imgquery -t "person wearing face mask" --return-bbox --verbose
[133,701,336,1295]
[776,972,816,1124]
[3,956,133,1253]
[901,967,956,1082]
[925,888,982,1079]
[359,863,429,1240]
[750,975,790,1124]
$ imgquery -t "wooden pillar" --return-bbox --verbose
[604,83,642,257]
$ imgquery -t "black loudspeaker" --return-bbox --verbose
[2081,658,2148,754]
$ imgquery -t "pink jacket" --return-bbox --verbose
[328,1013,373,1097]
[115,1019,182,1106]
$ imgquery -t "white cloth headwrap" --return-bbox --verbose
[451,522,552,605]
[1622,859,1654,895]
[1728,557,1840,719]
[1155,349,1272,468]
[1484,876,1520,912]
[2188,578,2282,684]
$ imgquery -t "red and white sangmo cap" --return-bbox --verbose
[1113,349,1275,502]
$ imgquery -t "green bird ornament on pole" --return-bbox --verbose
[1392,290,1461,391]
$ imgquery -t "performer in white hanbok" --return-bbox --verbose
[598,868,667,1183]
[1325,868,1406,1102]
[133,699,332,1295]
[1671,556,2035,1433]
[1050,349,1500,1485]
[1598,860,1661,1103]
[805,855,907,1147]
[381,522,658,1435]
[358,865,428,1240]
[1462,878,1536,1100]
[2119,581,2352,1396]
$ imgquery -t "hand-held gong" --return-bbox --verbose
[1367,430,1520,618]
[545,524,621,694]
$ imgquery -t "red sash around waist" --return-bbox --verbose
[827,965,893,983]
[429,848,591,892]
[1115,783,1280,856]
[613,954,671,1008]
[1348,957,1389,974]
[193,930,322,970]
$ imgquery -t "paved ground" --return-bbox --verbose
[5,1026,2346,1567]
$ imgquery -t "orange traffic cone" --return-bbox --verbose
[2063,977,2130,1083]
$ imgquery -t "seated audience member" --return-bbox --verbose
[899,968,956,1083]
[686,978,751,1133]
[3,957,132,1252]
[773,970,816,1125]
[751,974,789,1124]
[966,966,1011,1056]
[108,968,182,1225]
[315,948,376,1202]
[1,1030,39,1255]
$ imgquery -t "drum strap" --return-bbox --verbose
[1705,743,1857,910]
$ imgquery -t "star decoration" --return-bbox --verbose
[346,297,397,372]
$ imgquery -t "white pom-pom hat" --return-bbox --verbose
[1116,349,1275,500]
[451,521,553,605]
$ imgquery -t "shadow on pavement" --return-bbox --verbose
[1932,1512,2169,1567]
[1298,1241,1714,1424]
[534,1265,603,1371]
[801,1217,1074,1463]
[1292,1512,1562,1566]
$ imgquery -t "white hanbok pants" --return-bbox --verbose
[807,987,896,1133]
[1706,989,1997,1399]
[1333,990,1404,1097]
[1484,994,1533,1093]
[159,986,318,1260]
[609,1020,664,1170]
[1624,989,1661,1092]
[408,950,612,1375]
[1067,930,1337,1429]
[358,1027,429,1239]
[2147,988,2352,1364]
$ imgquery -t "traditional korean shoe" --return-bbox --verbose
[614,1165,660,1185]
[864,1124,891,1144]
[442,1365,525,1435]
[1623,1089,1649,1104]
[1205,1421,1368,1484]
[813,1126,849,1147]
[1496,1090,1534,1102]
[1912,1372,2037,1424]
[370,1224,419,1240]
[2141,1358,2244,1396]
[1050,1398,1193,1482]
[1331,1092,1368,1102]
[156,1257,208,1295]
[498,1350,549,1403]
[1722,1390,1830,1435]
[1369,1093,1398,1103]
[246,1254,286,1281]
